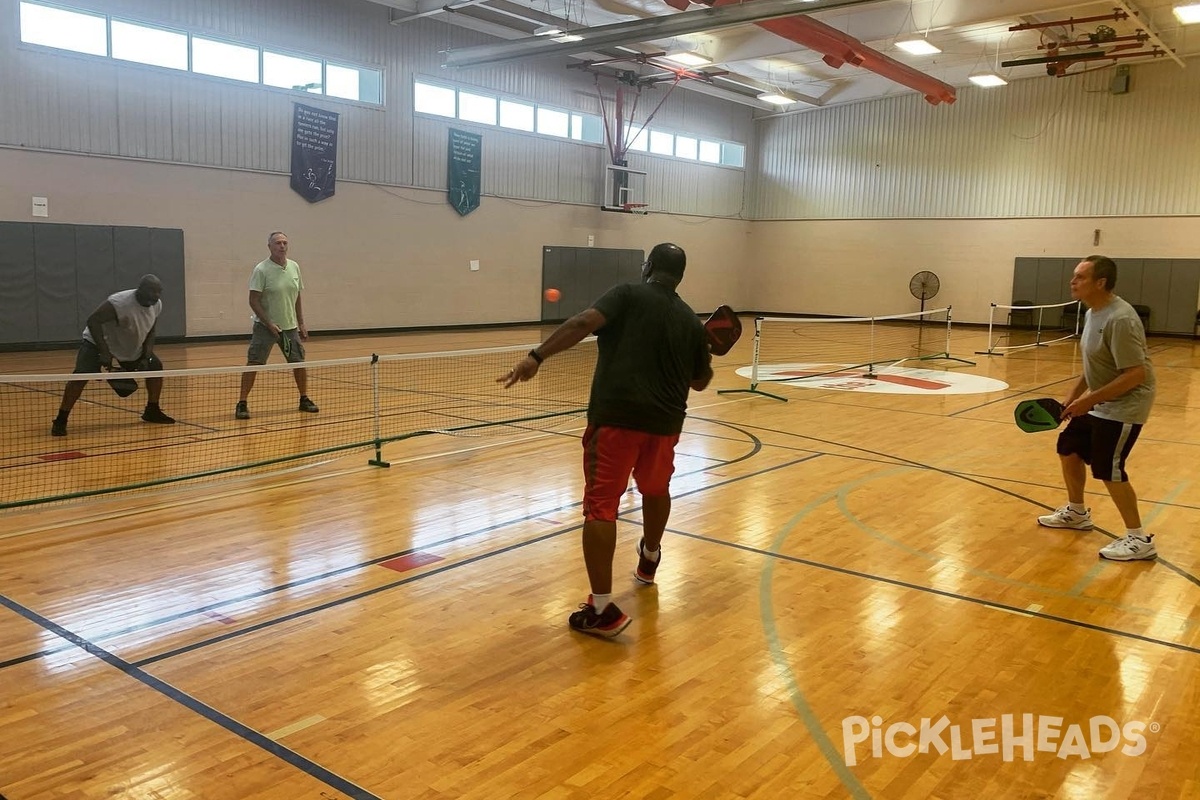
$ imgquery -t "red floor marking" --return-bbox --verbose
[872,374,950,390]
[380,552,444,573]
[776,370,950,390]
[40,451,87,462]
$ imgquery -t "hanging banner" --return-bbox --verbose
[290,104,339,203]
[448,128,482,216]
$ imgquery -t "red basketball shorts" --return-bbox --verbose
[581,424,680,522]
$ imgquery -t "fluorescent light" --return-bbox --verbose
[758,91,796,106]
[664,51,711,67]
[533,24,564,36]
[1174,3,1200,23]
[895,38,941,55]
[968,72,1008,87]
[552,34,582,43]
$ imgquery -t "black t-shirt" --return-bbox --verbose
[587,281,711,435]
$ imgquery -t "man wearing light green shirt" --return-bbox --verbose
[235,231,319,419]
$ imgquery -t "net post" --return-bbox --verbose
[718,316,788,401]
[944,305,952,356]
[976,303,1000,356]
[367,353,390,468]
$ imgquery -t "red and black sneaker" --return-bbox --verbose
[634,538,660,585]
[568,595,631,638]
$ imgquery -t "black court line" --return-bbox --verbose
[949,376,1075,417]
[0,420,764,671]
[725,419,1200,590]
[664,528,1200,657]
[133,453,811,668]
[0,592,381,800]
[3,421,1195,794]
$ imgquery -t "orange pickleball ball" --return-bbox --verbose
[544,288,562,302]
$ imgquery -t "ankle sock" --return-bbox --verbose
[1068,502,1087,514]
[591,592,612,611]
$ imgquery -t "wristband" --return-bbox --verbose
[528,349,544,364]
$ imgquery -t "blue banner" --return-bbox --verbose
[448,128,482,216]
[290,104,339,203]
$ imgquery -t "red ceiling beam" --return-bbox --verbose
[661,0,956,105]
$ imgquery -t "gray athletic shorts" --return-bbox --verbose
[247,322,305,365]
[74,340,163,373]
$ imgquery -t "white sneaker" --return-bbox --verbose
[1037,506,1093,529]
[1099,534,1157,561]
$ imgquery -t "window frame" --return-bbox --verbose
[410,77,745,169]
[109,17,189,72]
[16,1,386,108]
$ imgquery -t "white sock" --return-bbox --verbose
[1068,502,1087,514]
[591,592,612,611]
[1126,528,1146,540]
[641,539,660,562]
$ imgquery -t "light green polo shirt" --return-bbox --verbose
[249,257,304,331]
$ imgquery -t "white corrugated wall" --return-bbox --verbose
[752,58,1200,220]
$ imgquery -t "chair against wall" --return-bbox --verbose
[1131,304,1151,331]
[1008,300,1035,328]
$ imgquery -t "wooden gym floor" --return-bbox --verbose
[0,325,1198,799]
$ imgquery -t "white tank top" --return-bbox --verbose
[82,289,162,361]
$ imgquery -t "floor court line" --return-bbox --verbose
[831,474,1191,624]
[663,526,1200,656]
[12,421,1194,672]
[726,420,1200,589]
[0,592,383,800]
[0,429,770,670]
[130,455,815,669]
[125,457,1200,670]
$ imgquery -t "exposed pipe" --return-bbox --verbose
[1009,11,1129,31]
[661,0,956,106]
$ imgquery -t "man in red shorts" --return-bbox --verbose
[499,243,713,637]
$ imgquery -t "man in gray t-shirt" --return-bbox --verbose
[1036,255,1158,561]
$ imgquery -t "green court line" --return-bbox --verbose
[833,472,1189,623]
[1066,481,1189,596]
[759,476,880,800]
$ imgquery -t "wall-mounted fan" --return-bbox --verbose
[909,270,941,313]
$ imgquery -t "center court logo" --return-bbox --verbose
[841,714,1153,766]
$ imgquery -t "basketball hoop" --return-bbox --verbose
[622,202,650,215]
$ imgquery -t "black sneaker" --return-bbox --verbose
[142,406,176,424]
[235,401,250,420]
[568,595,631,638]
[634,538,660,585]
[298,396,319,413]
[51,419,67,437]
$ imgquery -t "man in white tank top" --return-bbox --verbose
[51,275,176,437]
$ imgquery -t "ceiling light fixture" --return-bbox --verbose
[895,38,941,55]
[758,91,797,106]
[1174,3,1200,23]
[552,34,583,43]
[533,24,564,36]
[663,51,712,67]
[968,72,1008,87]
